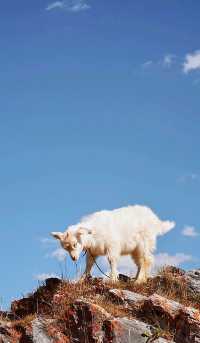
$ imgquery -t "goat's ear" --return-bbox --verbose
[51,232,64,241]
[76,227,93,240]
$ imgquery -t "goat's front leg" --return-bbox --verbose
[107,250,120,282]
[80,252,95,281]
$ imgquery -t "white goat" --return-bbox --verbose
[51,205,175,283]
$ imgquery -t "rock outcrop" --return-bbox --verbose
[0,267,200,342]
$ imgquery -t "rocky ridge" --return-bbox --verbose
[0,267,200,343]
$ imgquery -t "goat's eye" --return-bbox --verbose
[73,243,77,249]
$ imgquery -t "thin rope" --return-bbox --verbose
[82,250,111,279]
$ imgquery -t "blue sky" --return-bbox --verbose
[0,0,200,308]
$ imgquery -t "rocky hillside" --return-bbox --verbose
[0,267,200,343]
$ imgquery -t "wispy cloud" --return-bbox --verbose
[154,253,192,269]
[46,1,64,10]
[46,0,91,12]
[41,236,67,262]
[183,50,200,74]
[178,173,199,183]
[182,225,199,237]
[92,256,137,277]
[162,54,175,68]
[141,51,200,76]
[70,0,90,12]
[95,252,192,278]
[114,256,137,276]
[51,248,66,261]
[141,60,153,69]
[40,237,57,245]
[141,54,175,71]
[34,273,58,281]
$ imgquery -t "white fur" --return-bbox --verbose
[51,205,175,283]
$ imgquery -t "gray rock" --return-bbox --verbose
[108,289,146,307]
[186,269,200,294]
[0,333,11,343]
[32,318,53,343]
[66,297,174,342]
[140,293,200,343]
[103,317,174,343]
[0,322,13,343]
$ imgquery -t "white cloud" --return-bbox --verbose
[40,237,57,245]
[46,0,91,12]
[93,252,192,278]
[183,50,200,74]
[182,226,199,237]
[163,54,174,68]
[46,1,64,10]
[117,256,137,275]
[51,248,66,261]
[71,0,90,12]
[154,253,192,269]
[34,273,58,281]
[92,256,137,278]
[141,54,175,71]
[142,60,153,69]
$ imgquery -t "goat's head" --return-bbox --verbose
[51,227,92,262]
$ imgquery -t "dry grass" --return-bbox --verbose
[3,266,199,341]
[1,266,199,342]
[52,279,131,319]
[45,266,200,326]
[142,326,174,342]
[107,266,200,311]
[23,266,199,322]
[12,314,36,329]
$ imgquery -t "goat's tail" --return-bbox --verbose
[157,220,176,236]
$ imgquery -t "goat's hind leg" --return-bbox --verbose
[132,246,153,284]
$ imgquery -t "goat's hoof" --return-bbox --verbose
[102,276,118,283]
[134,278,146,285]
[110,276,119,283]
[79,275,90,282]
